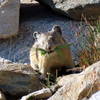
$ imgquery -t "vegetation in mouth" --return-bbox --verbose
[37,43,72,56]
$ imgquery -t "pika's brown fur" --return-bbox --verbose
[30,25,74,75]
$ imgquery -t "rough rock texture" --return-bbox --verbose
[0,59,43,96]
[37,0,100,20]
[57,74,78,86]
[20,84,60,100]
[0,91,6,100]
[0,0,20,38]
[20,88,52,100]
[48,61,100,100]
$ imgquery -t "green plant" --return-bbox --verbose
[37,43,72,56]
[41,70,59,88]
[44,72,56,88]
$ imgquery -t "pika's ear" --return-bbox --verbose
[33,31,40,39]
[52,25,62,35]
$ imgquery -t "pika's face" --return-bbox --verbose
[33,25,66,51]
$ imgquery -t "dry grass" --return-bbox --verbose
[77,19,100,68]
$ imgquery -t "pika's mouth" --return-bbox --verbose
[38,48,54,55]
[36,43,71,56]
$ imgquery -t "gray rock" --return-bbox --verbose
[0,62,43,96]
[20,88,52,100]
[0,0,20,39]
[48,61,100,100]
[37,0,100,20]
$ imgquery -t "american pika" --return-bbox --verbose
[30,25,74,76]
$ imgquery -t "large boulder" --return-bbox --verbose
[0,59,43,96]
[37,0,100,20]
[48,61,100,100]
[0,0,20,39]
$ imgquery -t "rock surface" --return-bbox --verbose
[0,59,43,96]
[20,88,52,100]
[37,0,100,20]
[48,61,100,100]
[21,0,38,3]
[20,84,60,100]
[89,91,100,100]
[0,91,6,100]
[0,0,20,38]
